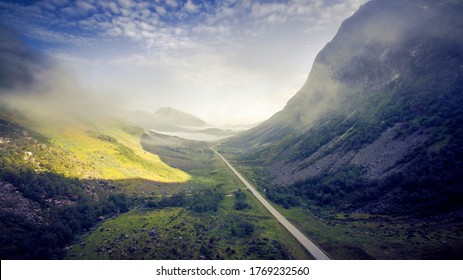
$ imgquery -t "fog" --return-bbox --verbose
[0,26,48,93]
[0,25,117,125]
[0,0,367,127]
[251,0,463,132]
[2,0,433,131]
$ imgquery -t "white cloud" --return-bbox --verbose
[0,0,366,53]
[155,5,167,15]
[108,2,119,14]
[165,0,178,8]
[49,52,101,67]
[250,2,286,18]
[76,1,96,13]
[61,6,80,17]
[136,2,150,10]
[118,0,133,9]
[105,27,123,37]
[184,0,199,13]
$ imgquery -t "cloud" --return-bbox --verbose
[0,25,111,119]
[155,5,167,15]
[184,0,199,13]
[0,0,370,124]
[76,1,96,13]
[118,0,133,9]
[0,0,367,53]
[0,25,49,93]
[49,52,101,68]
[106,2,120,14]
[165,0,178,8]
[250,2,286,18]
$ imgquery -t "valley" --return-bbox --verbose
[65,130,313,260]
[1,99,462,259]
[0,106,314,259]
[1,0,463,261]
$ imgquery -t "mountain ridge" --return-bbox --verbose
[224,0,463,216]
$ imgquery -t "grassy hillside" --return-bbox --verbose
[0,113,133,259]
[19,114,190,183]
[0,106,190,259]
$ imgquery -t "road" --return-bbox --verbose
[211,147,331,260]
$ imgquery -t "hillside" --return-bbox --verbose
[0,104,193,259]
[0,108,190,183]
[225,0,463,217]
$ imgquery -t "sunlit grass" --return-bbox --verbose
[67,149,314,260]
[23,114,191,183]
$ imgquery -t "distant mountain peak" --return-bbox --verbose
[154,107,182,114]
[152,107,208,128]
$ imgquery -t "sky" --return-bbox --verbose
[0,0,367,126]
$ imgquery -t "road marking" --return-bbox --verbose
[212,148,331,260]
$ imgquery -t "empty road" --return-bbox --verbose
[212,147,331,260]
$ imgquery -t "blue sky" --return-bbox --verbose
[0,0,367,125]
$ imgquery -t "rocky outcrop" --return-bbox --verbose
[0,181,44,223]
[269,123,430,186]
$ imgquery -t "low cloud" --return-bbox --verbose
[0,25,49,94]
[0,25,109,120]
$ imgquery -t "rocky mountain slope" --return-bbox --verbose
[225,0,463,215]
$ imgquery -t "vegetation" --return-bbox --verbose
[234,189,250,211]
[64,131,314,260]
[219,0,463,260]
[27,115,191,182]
[144,186,225,213]
[0,110,314,259]
[0,112,182,259]
[0,118,133,259]
[67,207,292,260]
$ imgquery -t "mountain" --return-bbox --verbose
[225,0,463,216]
[122,109,190,133]
[122,107,239,141]
[152,107,208,128]
[122,107,208,132]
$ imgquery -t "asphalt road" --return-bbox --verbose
[212,148,331,260]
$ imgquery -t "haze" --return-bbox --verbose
[0,0,367,126]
